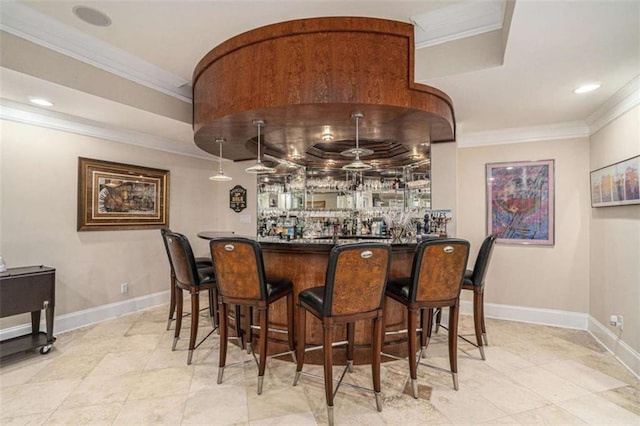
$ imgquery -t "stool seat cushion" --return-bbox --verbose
[266,277,294,300]
[197,266,216,284]
[385,277,411,301]
[462,269,475,287]
[298,286,325,313]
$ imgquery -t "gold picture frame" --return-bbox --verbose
[77,157,170,231]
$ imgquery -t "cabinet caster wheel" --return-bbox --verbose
[40,344,53,354]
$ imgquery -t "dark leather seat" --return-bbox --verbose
[385,238,469,396]
[160,228,215,331]
[209,237,295,395]
[161,230,218,365]
[294,243,392,426]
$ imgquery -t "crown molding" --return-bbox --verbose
[586,75,640,134]
[0,98,212,160]
[0,2,191,103]
[457,121,590,148]
[413,0,506,48]
[459,74,640,147]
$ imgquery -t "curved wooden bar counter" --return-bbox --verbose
[199,233,416,365]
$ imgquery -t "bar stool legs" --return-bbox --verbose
[218,295,296,395]
[217,301,229,385]
[172,286,182,352]
[372,315,384,412]
[473,288,486,360]
[295,313,385,426]
[323,323,336,426]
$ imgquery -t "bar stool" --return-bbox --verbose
[434,234,497,360]
[384,238,469,396]
[209,237,295,395]
[294,243,391,426]
[160,228,215,331]
[162,230,218,365]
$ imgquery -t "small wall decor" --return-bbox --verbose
[77,157,169,231]
[229,185,247,212]
[486,159,555,245]
[590,155,640,207]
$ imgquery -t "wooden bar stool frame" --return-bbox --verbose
[384,238,470,396]
[210,237,296,395]
[160,228,215,331]
[162,231,218,365]
[433,234,497,360]
[293,243,392,426]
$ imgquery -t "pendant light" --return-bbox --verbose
[342,112,372,171]
[209,138,232,182]
[245,119,276,174]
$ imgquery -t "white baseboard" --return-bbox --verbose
[0,290,170,342]
[588,316,640,379]
[460,300,590,330]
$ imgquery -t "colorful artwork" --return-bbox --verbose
[486,160,554,245]
[590,155,640,207]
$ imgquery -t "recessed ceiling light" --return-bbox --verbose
[574,83,601,94]
[73,5,112,27]
[28,97,54,107]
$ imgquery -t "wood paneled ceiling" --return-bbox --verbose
[192,17,455,173]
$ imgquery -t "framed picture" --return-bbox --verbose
[590,155,640,207]
[77,157,170,231]
[486,159,555,245]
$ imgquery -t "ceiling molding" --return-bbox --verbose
[457,121,590,148]
[458,73,640,148]
[0,98,212,161]
[586,75,640,135]
[0,2,192,103]
[412,0,506,48]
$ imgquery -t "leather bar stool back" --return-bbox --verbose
[160,228,214,331]
[162,230,217,365]
[294,243,391,426]
[385,238,469,396]
[209,237,295,395]
[462,233,497,358]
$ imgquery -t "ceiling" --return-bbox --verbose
[1,0,638,166]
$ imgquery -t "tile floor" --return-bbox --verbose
[1,305,638,425]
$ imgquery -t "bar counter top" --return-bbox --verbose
[198,231,431,248]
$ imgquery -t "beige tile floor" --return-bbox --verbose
[1,305,639,425]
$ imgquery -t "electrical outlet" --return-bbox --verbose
[618,315,624,330]
[120,282,129,294]
[609,314,624,330]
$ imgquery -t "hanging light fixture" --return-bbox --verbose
[209,138,232,182]
[342,112,372,171]
[245,119,276,174]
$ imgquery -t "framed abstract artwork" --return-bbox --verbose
[77,157,170,231]
[590,155,640,207]
[486,160,555,245]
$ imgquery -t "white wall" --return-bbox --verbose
[432,141,458,237]
[0,120,255,329]
[589,105,640,363]
[457,137,591,315]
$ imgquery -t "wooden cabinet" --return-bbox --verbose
[0,266,56,357]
